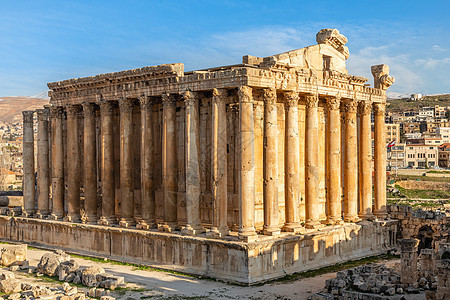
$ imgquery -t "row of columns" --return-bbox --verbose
[22,87,387,241]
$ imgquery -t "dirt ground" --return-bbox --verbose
[6,247,406,300]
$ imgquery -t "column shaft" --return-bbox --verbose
[262,88,280,236]
[373,103,388,218]
[50,107,64,219]
[305,93,322,229]
[358,101,374,220]
[119,98,135,227]
[98,101,116,225]
[237,86,257,241]
[137,96,156,229]
[65,105,82,222]
[209,88,228,237]
[343,100,360,222]
[83,102,98,223]
[22,111,35,217]
[326,96,342,224]
[283,91,302,232]
[36,109,50,217]
[161,93,178,231]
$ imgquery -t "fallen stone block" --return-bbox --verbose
[37,250,71,276]
[82,266,105,287]
[100,296,116,300]
[0,244,27,266]
[0,271,15,280]
[57,259,79,281]
[0,278,22,294]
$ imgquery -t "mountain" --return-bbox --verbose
[0,97,49,124]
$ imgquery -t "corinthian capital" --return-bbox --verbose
[82,102,97,117]
[22,111,34,123]
[182,90,197,106]
[212,88,227,103]
[305,93,319,108]
[162,93,177,108]
[284,91,299,107]
[50,106,65,119]
[262,88,276,106]
[237,86,253,103]
[343,99,358,114]
[371,64,395,90]
[36,109,49,121]
[66,105,82,117]
[118,98,135,113]
[358,101,373,116]
[326,95,341,111]
[139,96,153,110]
[98,100,116,114]
[373,103,386,116]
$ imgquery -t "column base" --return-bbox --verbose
[344,215,361,223]
[36,211,50,219]
[136,219,157,230]
[63,214,81,223]
[374,210,388,220]
[158,222,178,233]
[206,226,229,238]
[21,211,35,218]
[118,218,136,228]
[282,223,304,234]
[81,215,98,224]
[49,213,63,221]
[238,228,258,242]
[305,220,324,230]
[181,225,206,236]
[358,213,376,221]
[325,218,344,225]
[97,216,117,226]
[263,226,281,236]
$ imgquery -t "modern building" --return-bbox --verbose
[438,143,450,168]
[405,144,439,168]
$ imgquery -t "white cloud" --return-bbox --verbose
[414,57,450,69]
[431,45,446,52]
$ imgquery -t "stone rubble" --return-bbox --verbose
[0,250,126,300]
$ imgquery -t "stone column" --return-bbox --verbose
[49,106,64,220]
[22,110,35,217]
[400,238,419,287]
[181,91,204,235]
[137,96,156,229]
[305,93,322,229]
[373,103,388,219]
[342,99,360,222]
[36,109,50,218]
[160,93,178,232]
[283,91,302,233]
[98,101,116,225]
[358,101,375,220]
[118,98,135,227]
[262,88,280,236]
[65,105,82,222]
[209,88,229,237]
[326,96,342,224]
[82,102,98,223]
[237,86,257,242]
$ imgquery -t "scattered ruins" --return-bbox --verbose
[3,28,401,284]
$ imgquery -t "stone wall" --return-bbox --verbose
[395,180,450,191]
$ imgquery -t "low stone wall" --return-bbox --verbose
[0,217,397,284]
[395,180,450,191]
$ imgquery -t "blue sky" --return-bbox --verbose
[0,0,448,97]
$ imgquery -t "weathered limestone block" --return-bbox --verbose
[0,278,22,294]
[56,259,79,281]
[37,250,71,276]
[81,266,105,287]
[0,244,27,266]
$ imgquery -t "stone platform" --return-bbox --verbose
[0,216,397,285]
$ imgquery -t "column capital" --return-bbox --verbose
[162,93,177,108]
[212,88,227,103]
[237,86,253,103]
[182,90,198,106]
[326,95,341,111]
[358,101,373,116]
[82,102,97,117]
[118,98,135,113]
[36,109,49,121]
[262,88,276,106]
[342,99,358,114]
[98,100,116,114]
[305,93,319,108]
[283,91,299,107]
[66,104,82,117]
[373,102,386,116]
[139,96,153,110]
[22,110,34,122]
[49,106,65,119]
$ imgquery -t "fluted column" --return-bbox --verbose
[36,109,50,218]
[343,99,360,222]
[305,93,322,229]
[283,91,302,232]
[22,111,35,217]
[160,93,178,232]
[358,101,375,220]
[237,86,257,242]
[373,102,388,219]
[326,96,343,224]
[262,88,280,236]
[209,88,229,237]
[50,107,64,220]
[137,96,156,229]
[98,101,116,225]
[118,98,135,227]
[181,91,204,235]
[65,105,82,222]
[82,102,98,223]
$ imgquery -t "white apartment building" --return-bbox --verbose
[436,127,450,144]
[405,144,439,168]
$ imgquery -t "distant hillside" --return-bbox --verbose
[387,94,450,112]
[0,97,49,124]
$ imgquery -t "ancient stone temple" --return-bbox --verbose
[11,28,397,284]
